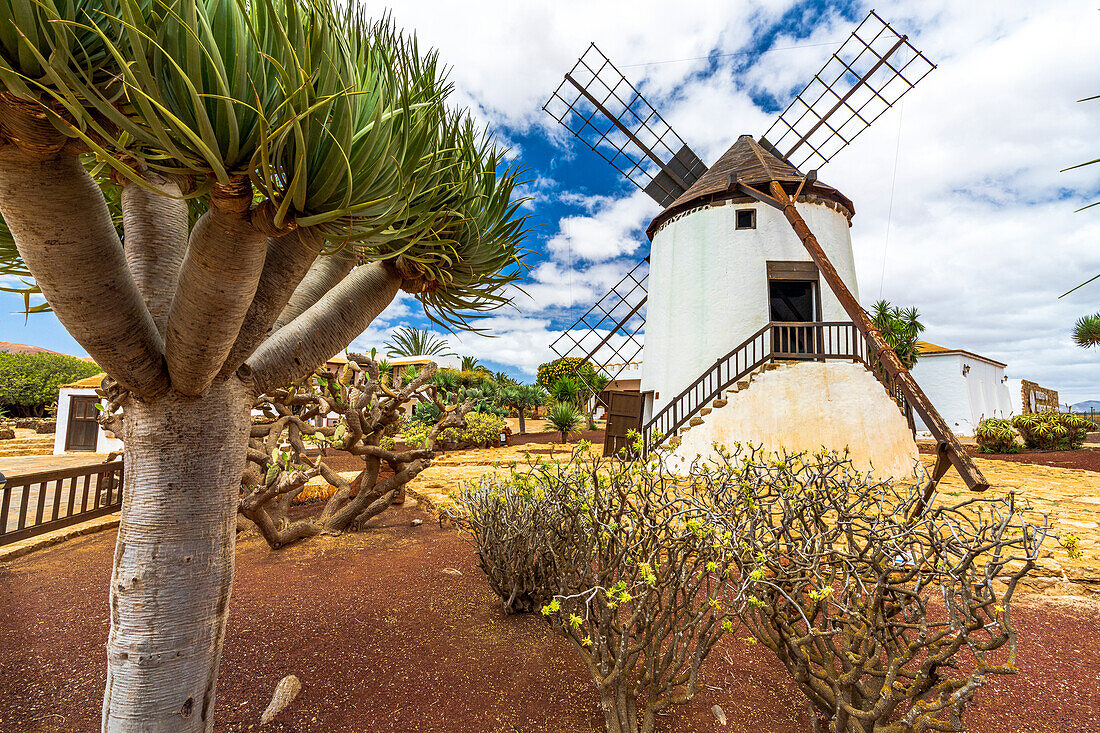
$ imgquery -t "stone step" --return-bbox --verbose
[688,416,704,427]
[0,438,54,447]
[712,398,728,409]
[700,407,712,417]
[0,442,51,453]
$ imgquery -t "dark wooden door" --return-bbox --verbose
[65,396,99,452]
[603,391,643,457]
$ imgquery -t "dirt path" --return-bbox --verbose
[2,502,1099,732]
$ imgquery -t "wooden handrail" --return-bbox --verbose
[642,321,876,451]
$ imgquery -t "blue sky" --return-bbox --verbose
[2,0,1099,402]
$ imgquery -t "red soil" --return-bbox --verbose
[918,444,1100,473]
[1,505,1098,732]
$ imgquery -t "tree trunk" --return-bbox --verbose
[102,379,251,732]
[518,410,526,435]
[600,688,639,733]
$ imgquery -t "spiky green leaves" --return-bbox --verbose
[0,0,122,100]
[0,0,529,330]
[1073,312,1100,348]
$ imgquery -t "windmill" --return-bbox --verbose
[544,10,987,494]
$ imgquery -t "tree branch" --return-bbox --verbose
[219,228,322,378]
[272,247,356,330]
[121,173,189,336]
[164,181,268,395]
[0,144,170,398]
[247,261,401,395]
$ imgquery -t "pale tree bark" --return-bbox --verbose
[248,261,402,394]
[121,174,189,335]
[0,144,169,398]
[219,228,321,378]
[272,246,356,330]
[165,183,268,395]
[103,378,251,733]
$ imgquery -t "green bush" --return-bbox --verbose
[401,417,433,450]
[403,411,507,450]
[536,357,593,391]
[0,352,101,416]
[443,411,507,447]
[1011,411,1091,451]
[975,418,1022,454]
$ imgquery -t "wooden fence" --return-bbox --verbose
[0,461,123,546]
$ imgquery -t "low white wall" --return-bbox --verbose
[669,361,921,481]
[642,199,858,414]
[54,387,124,455]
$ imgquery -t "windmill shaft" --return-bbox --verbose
[768,180,989,494]
[564,73,691,194]
[783,34,908,161]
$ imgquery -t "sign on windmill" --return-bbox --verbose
[545,11,987,494]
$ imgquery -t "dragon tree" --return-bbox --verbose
[0,1,527,730]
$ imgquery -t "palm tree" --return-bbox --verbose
[1074,313,1100,347]
[547,402,583,444]
[870,300,925,369]
[499,384,546,434]
[384,326,455,358]
[460,355,481,371]
[551,375,583,407]
[0,2,529,728]
[522,384,547,420]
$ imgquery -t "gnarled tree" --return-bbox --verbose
[0,1,526,729]
[240,356,471,548]
[704,447,1048,733]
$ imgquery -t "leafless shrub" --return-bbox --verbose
[240,355,470,548]
[699,446,1048,733]
[449,443,736,733]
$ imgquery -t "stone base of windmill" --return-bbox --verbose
[666,360,922,481]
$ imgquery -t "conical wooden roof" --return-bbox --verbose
[646,135,854,238]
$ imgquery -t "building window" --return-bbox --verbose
[735,208,756,230]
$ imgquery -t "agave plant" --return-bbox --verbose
[384,325,455,357]
[0,2,529,729]
[547,402,582,444]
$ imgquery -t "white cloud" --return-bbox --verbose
[364,1,1100,400]
[545,190,656,262]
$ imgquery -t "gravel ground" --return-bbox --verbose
[1,504,1098,732]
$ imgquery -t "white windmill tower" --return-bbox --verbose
[544,11,989,495]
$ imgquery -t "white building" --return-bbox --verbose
[640,136,920,478]
[910,342,1014,436]
[54,373,122,454]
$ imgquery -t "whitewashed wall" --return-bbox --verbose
[642,199,857,413]
[911,354,1013,436]
[53,387,124,455]
[669,361,920,480]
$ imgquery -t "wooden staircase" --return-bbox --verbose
[641,318,982,494]
[643,321,890,448]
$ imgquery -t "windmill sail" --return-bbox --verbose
[548,257,648,392]
[544,44,708,206]
[761,10,936,172]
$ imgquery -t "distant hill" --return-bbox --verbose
[1071,400,1100,412]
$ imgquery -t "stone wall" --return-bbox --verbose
[1021,379,1059,414]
